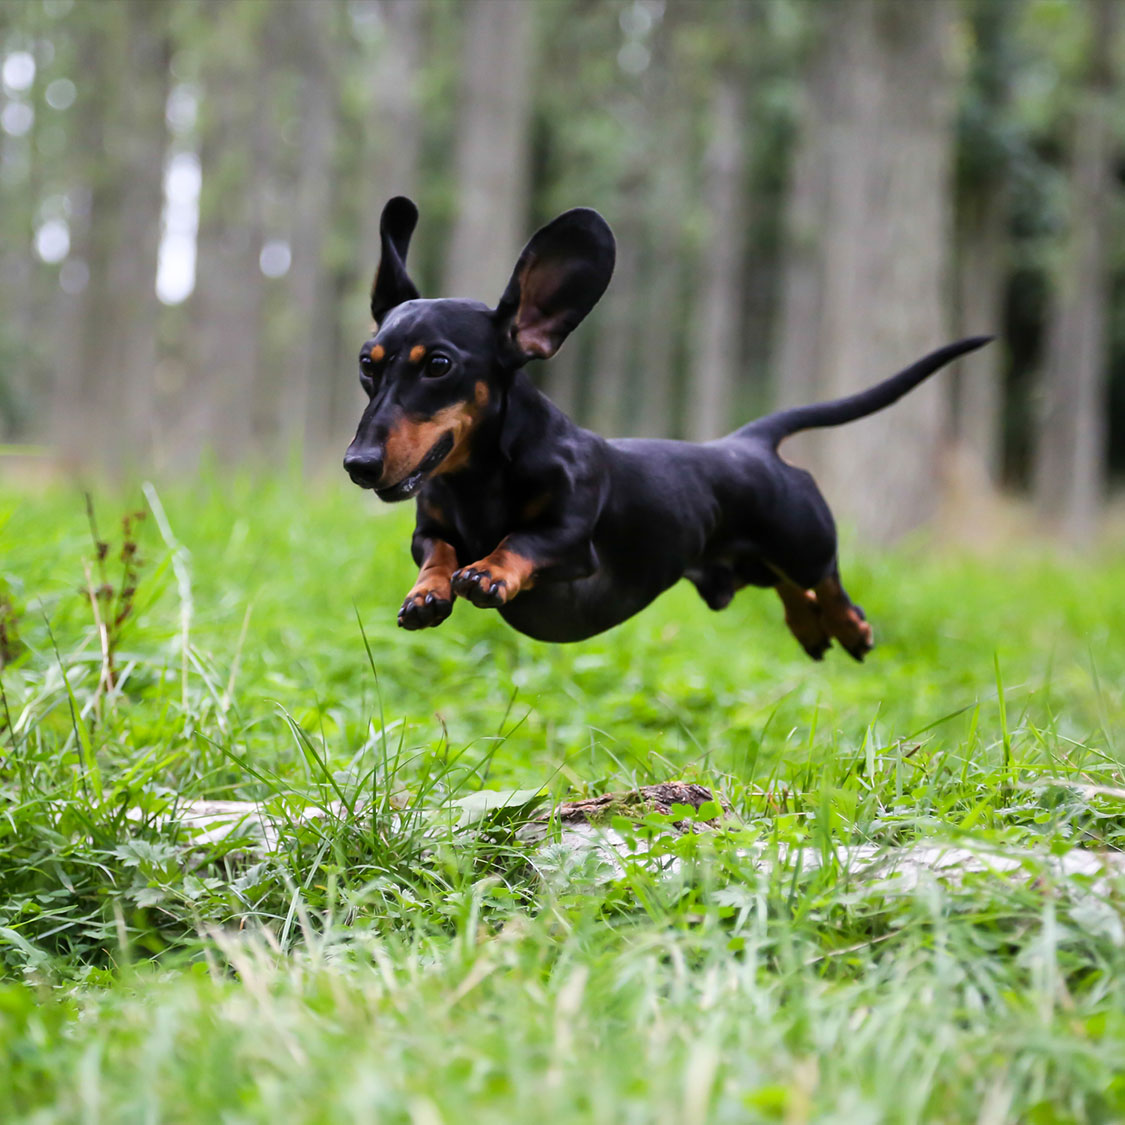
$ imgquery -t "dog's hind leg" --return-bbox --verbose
[813,565,873,661]
[775,581,832,660]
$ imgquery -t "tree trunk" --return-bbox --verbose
[778,0,957,544]
[773,34,832,469]
[183,0,273,466]
[953,185,1007,486]
[1033,0,1118,542]
[950,0,1016,491]
[686,70,746,441]
[631,12,691,440]
[443,0,533,303]
[280,0,339,463]
[359,0,422,255]
[0,0,49,439]
[54,0,170,471]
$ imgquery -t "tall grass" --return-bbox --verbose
[1,476,1124,1121]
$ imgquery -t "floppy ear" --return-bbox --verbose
[494,208,616,364]
[370,196,421,323]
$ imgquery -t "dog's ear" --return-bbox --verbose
[370,196,421,323]
[494,208,615,364]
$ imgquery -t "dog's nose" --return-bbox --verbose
[343,448,384,489]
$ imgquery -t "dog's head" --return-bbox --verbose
[343,197,615,501]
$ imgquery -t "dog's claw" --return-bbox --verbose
[397,589,453,630]
[451,567,507,608]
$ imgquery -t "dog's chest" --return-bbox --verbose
[434,475,520,560]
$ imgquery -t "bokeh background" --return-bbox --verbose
[1,0,1123,543]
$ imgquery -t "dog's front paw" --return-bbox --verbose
[451,566,508,608]
[397,587,453,630]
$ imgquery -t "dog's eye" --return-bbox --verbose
[425,354,452,378]
[359,353,378,393]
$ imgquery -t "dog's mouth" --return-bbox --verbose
[375,433,455,503]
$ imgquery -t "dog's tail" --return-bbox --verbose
[742,336,993,449]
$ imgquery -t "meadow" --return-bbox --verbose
[2,476,1125,1123]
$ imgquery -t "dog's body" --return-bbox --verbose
[345,197,989,659]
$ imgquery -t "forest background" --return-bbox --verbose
[0,0,1123,545]
[5,5,1125,1117]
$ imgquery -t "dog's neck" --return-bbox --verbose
[492,368,564,462]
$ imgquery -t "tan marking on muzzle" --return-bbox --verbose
[381,399,483,487]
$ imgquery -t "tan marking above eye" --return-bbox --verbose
[409,344,427,364]
[370,344,385,361]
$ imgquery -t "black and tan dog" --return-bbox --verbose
[344,197,989,659]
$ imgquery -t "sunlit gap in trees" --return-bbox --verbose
[155,81,200,306]
[3,55,291,308]
[153,79,291,305]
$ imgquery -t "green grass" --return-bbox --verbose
[2,475,1125,1122]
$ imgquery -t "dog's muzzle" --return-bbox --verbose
[343,432,455,502]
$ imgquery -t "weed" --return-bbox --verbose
[80,493,146,696]
[0,586,19,669]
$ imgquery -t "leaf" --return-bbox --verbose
[450,788,546,830]
[0,926,48,967]
[113,838,180,868]
[131,884,170,909]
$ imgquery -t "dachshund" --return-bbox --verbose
[344,197,990,659]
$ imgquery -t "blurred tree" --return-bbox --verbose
[775,0,958,543]
[634,6,693,440]
[686,7,751,442]
[355,0,423,312]
[279,0,341,462]
[51,0,170,470]
[773,11,830,464]
[184,0,274,466]
[953,0,1020,487]
[1033,0,1120,541]
[443,0,533,303]
[0,1,42,436]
